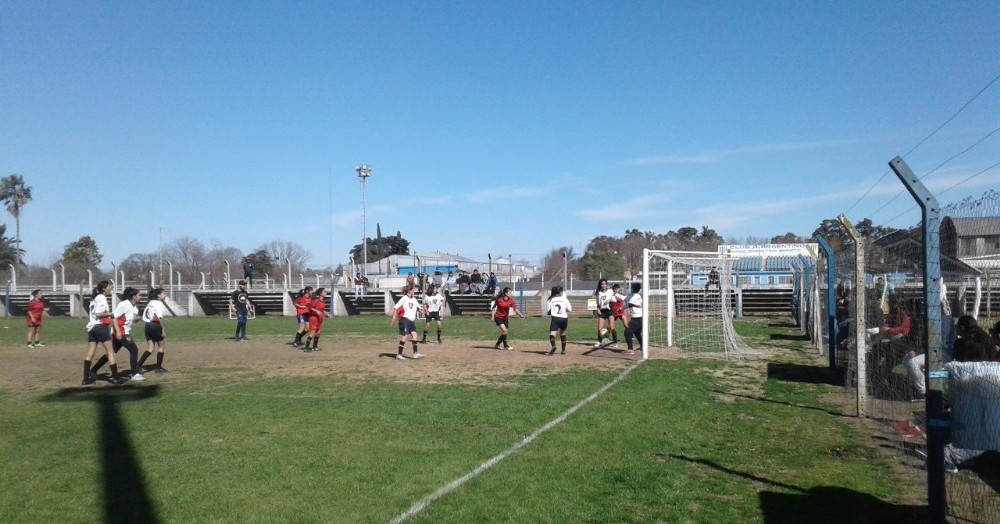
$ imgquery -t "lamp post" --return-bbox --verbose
[355,164,372,278]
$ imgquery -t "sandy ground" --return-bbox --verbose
[1,335,679,393]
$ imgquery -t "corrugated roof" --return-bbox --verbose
[946,216,1000,237]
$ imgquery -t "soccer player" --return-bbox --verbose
[593,279,614,348]
[228,280,253,341]
[390,286,423,360]
[303,288,332,352]
[624,282,644,355]
[26,289,49,347]
[92,287,145,381]
[82,280,126,385]
[291,287,314,348]
[138,288,169,373]
[420,285,446,344]
[609,283,628,349]
[492,287,524,350]
[546,286,572,355]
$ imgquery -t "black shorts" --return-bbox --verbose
[494,318,509,329]
[549,317,568,332]
[599,308,613,320]
[88,324,112,344]
[145,322,165,343]
[297,313,309,324]
[425,311,442,322]
[398,318,417,335]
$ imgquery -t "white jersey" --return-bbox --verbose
[143,300,167,323]
[423,293,446,314]
[596,289,615,310]
[626,292,644,318]
[86,294,110,330]
[114,300,140,335]
[547,295,572,319]
[394,296,421,321]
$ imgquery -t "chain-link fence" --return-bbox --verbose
[819,185,999,523]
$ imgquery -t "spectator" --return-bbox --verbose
[705,266,720,295]
[445,271,457,293]
[432,270,444,291]
[470,269,484,294]
[905,315,977,396]
[354,273,366,299]
[456,271,471,294]
[242,258,254,288]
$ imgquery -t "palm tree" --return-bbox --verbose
[0,174,32,267]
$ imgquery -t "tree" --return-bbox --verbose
[582,251,625,280]
[63,235,102,266]
[165,236,207,281]
[350,230,409,263]
[540,246,580,282]
[119,252,158,284]
[244,249,275,276]
[0,224,23,267]
[0,174,32,267]
[770,232,805,244]
[260,240,311,274]
[812,217,895,252]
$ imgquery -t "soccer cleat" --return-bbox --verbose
[560,350,566,355]
[395,354,407,361]
[301,348,313,353]
[945,464,959,474]
[624,350,636,355]
[110,376,129,386]
[593,342,602,348]
[292,342,300,348]
[82,375,97,386]
[549,347,557,355]
[34,342,45,347]
[130,373,146,382]
[27,342,34,348]
[611,343,619,349]
[494,345,502,350]
[412,352,424,359]
[152,367,169,374]
[504,345,513,351]
[312,347,321,351]
[437,339,442,344]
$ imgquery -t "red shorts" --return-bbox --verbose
[308,317,324,334]
[27,317,42,328]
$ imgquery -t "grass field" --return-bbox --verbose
[0,314,927,523]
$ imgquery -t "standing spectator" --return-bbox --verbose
[228,280,253,341]
[432,270,444,291]
[546,286,571,355]
[484,272,499,296]
[92,287,145,381]
[593,279,614,348]
[302,288,332,352]
[405,273,416,291]
[242,258,254,288]
[421,285,446,344]
[82,280,126,385]
[705,267,721,295]
[492,287,525,350]
[354,272,366,299]
[417,272,428,293]
[138,288,169,373]
[390,286,423,360]
[291,287,314,348]
[624,282,644,355]
[26,289,49,347]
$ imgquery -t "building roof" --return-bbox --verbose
[945,216,1000,237]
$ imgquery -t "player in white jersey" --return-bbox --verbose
[420,285,446,344]
[593,279,616,348]
[546,286,572,355]
[138,288,169,373]
[624,282,644,355]
[390,286,423,360]
[91,287,146,381]
[82,280,126,385]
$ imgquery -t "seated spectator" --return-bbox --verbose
[444,271,456,293]
[470,269,484,294]
[456,271,471,294]
[484,272,499,296]
[905,315,978,396]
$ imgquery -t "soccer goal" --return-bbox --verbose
[641,249,758,359]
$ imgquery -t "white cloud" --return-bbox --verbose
[625,137,861,167]
[577,194,671,221]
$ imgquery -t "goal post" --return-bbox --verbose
[641,249,758,359]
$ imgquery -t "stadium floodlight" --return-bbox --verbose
[355,165,372,277]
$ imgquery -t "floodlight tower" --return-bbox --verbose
[355,164,372,277]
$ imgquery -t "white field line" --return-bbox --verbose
[388,360,643,524]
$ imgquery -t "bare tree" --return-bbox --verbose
[165,236,207,282]
[540,247,579,283]
[260,240,311,274]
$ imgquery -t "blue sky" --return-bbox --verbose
[2,1,998,270]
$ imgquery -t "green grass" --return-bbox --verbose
[0,316,926,523]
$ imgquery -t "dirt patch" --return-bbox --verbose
[0,336,680,393]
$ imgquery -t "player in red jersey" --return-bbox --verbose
[291,286,314,348]
[26,289,50,347]
[303,288,332,352]
[608,283,629,349]
[491,287,524,350]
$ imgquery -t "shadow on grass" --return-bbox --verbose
[668,454,926,523]
[769,332,812,341]
[767,362,843,386]
[43,385,161,524]
[714,390,851,418]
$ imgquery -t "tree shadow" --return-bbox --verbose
[767,362,842,386]
[42,385,161,524]
[667,454,927,523]
[713,390,851,418]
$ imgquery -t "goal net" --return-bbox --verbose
[641,249,759,359]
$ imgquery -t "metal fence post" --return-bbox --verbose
[889,156,945,523]
[839,214,867,417]
[816,235,837,367]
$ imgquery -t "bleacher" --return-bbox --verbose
[445,291,493,315]
[741,288,793,315]
[4,292,73,317]
[192,290,286,316]
[339,291,386,315]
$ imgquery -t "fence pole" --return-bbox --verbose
[815,235,837,367]
[839,215,867,417]
[889,156,946,524]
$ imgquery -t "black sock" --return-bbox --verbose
[501,335,508,347]
[305,337,312,348]
[496,335,504,347]
[612,329,618,343]
[561,335,567,351]
[156,352,164,368]
[312,335,320,349]
[421,330,427,340]
[294,332,303,344]
[138,351,151,367]
[84,360,92,379]
[398,342,405,354]
[109,363,120,379]
[437,330,442,341]
[91,355,108,374]
[411,341,418,352]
